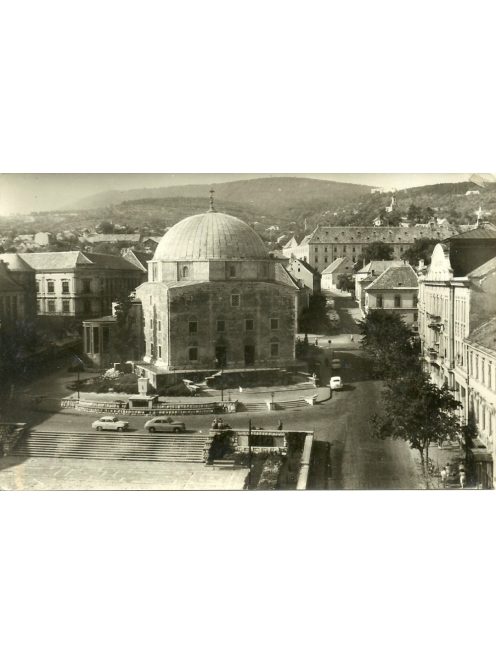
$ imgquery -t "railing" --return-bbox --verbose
[61,398,238,416]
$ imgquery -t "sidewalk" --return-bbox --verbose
[410,444,466,489]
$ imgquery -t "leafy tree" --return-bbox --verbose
[110,295,138,366]
[337,273,355,293]
[402,238,438,267]
[95,221,115,234]
[373,373,462,467]
[422,206,436,223]
[298,294,333,334]
[355,241,394,269]
[358,310,420,379]
[0,320,39,393]
[407,203,423,223]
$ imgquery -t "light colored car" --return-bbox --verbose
[92,416,129,432]
[330,376,344,390]
[144,417,186,434]
[331,358,342,370]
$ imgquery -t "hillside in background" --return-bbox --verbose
[68,176,370,213]
[2,177,495,244]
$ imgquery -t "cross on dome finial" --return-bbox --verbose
[209,187,216,212]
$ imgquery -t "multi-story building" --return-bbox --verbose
[462,318,496,488]
[418,244,496,487]
[354,260,405,312]
[0,260,28,326]
[0,253,37,319]
[284,225,451,272]
[19,251,146,319]
[364,264,419,326]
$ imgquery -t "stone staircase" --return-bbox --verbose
[13,430,211,464]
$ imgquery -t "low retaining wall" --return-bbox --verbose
[61,398,238,416]
[296,433,314,490]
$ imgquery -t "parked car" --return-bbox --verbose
[331,358,342,370]
[144,417,186,433]
[330,376,344,390]
[92,416,129,432]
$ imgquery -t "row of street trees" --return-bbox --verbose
[358,310,463,469]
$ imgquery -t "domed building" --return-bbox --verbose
[135,194,298,385]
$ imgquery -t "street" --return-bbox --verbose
[2,348,421,490]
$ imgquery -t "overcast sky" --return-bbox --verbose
[0,173,479,215]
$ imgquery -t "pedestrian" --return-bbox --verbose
[459,470,466,489]
[277,419,283,431]
[440,467,447,488]
[445,462,451,480]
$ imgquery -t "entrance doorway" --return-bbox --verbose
[215,345,227,368]
[244,344,255,366]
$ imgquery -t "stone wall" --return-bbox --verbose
[139,280,297,371]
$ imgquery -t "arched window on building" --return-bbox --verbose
[182,266,189,278]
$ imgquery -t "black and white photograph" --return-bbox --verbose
[1,173,495,490]
[2,2,495,664]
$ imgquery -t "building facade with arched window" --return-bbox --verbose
[135,203,298,383]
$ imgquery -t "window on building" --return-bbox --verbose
[47,299,56,313]
[158,345,162,359]
[83,300,92,314]
[62,300,70,313]
[229,264,236,277]
[481,358,485,385]
[217,320,225,332]
[36,300,41,313]
[150,318,153,329]
[231,294,240,307]
[489,363,492,389]
[245,319,254,331]
[270,342,279,357]
[189,321,198,334]
[377,295,383,308]
[36,281,40,293]
[82,279,91,294]
[157,320,161,332]
[270,318,279,330]
[182,266,189,278]
[475,355,479,380]
[394,295,401,308]
[62,280,70,294]
[47,281,55,294]
[188,347,198,361]
[413,295,418,307]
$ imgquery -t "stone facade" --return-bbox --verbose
[138,277,297,371]
[134,207,299,378]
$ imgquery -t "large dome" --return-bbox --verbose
[153,211,268,261]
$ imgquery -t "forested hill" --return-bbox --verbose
[68,176,370,213]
